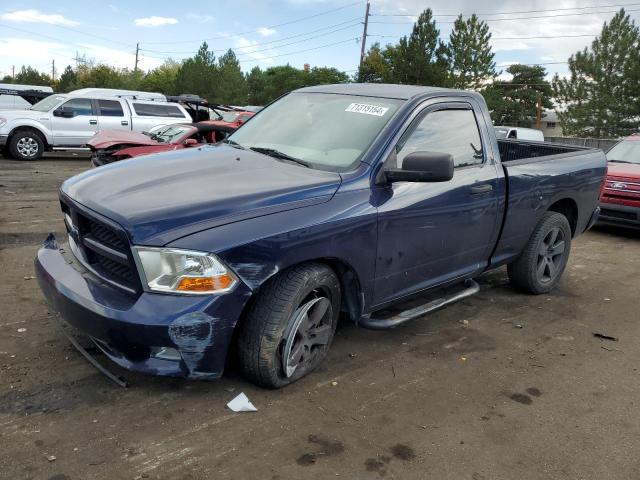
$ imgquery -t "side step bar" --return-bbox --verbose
[359,279,480,330]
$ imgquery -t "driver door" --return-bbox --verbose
[373,101,501,305]
[51,98,98,146]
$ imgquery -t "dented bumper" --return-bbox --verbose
[35,235,251,380]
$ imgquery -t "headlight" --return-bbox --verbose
[133,247,237,295]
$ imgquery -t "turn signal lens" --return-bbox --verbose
[176,275,235,292]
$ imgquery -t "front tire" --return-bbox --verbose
[237,263,341,388]
[9,130,45,161]
[508,211,572,294]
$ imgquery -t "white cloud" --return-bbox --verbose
[134,16,179,27]
[258,27,277,37]
[235,37,275,64]
[0,38,162,75]
[0,9,79,26]
[185,13,214,23]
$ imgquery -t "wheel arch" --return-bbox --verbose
[8,125,50,148]
[547,198,578,236]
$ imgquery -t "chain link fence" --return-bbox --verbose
[544,136,618,151]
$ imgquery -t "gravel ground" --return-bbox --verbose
[1,156,639,480]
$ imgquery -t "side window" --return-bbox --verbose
[132,103,185,118]
[98,100,124,117]
[397,108,484,168]
[61,98,93,116]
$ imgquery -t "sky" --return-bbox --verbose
[0,0,638,82]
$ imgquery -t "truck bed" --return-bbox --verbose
[491,140,607,267]
[497,139,589,164]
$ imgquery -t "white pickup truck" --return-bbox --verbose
[0,88,192,160]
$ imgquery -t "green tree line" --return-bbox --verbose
[2,8,639,137]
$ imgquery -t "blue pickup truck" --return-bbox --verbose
[36,84,606,388]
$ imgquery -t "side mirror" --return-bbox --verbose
[183,138,199,146]
[385,151,454,183]
[53,106,75,118]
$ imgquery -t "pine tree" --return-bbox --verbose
[58,65,78,92]
[446,14,496,90]
[175,42,218,102]
[484,65,553,126]
[552,9,640,137]
[357,43,390,83]
[385,9,448,86]
[216,49,248,104]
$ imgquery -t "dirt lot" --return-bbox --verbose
[1,156,639,480]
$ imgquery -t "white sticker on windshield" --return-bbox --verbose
[345,103,389,116]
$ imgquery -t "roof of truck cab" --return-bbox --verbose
[296,83,481,100]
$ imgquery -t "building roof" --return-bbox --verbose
[542,110,559,123]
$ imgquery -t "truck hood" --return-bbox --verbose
[606,162,640,179]
[87,130,160,149]
[61,144,341,246]
[0,109,50,121]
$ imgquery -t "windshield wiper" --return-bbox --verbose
[249,147,311,168]
[223,138,246,149]
[608,159,631,163]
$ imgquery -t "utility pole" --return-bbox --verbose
[51,59,55,81]
[134,43,140,72]
[12,65,15,79]
[536,93,542,129]
[359,0,370,72]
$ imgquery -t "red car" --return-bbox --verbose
[599,133,640,228]
[89,118,247,167]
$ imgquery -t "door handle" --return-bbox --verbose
[121,120,128,126]
[89,119,97,125]
[470,184,493,194]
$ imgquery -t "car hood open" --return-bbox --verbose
[87,129,161,149]
[61,144,341,245]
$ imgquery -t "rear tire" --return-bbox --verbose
[507,212,571,295]
[9,130,45,161]
[237,263,341,388]
[508,212,572,294]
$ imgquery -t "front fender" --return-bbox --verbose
[168,189,379,310]
[8,120,52,144]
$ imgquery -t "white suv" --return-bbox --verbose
[0,89,192,160]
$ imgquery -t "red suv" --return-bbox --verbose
[599,134,640,228]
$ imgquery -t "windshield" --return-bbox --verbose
[143,124,192,143]
[30,95,66,112]
[607,139,640,164]
[228,92,403,171]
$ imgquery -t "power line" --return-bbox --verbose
[369,8,640,25]
[368,33,599,41]
[141,21,362,57]
[372,2,640,17]
[144,1,362,45]
[237,37,359,63]
[141,17,362,54]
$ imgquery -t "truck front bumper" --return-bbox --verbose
[35,235,251,380]
[598,202,640,229]
[0,134,8,147]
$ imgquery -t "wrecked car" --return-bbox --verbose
[35,84,606,388]
[89,121,237,167]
